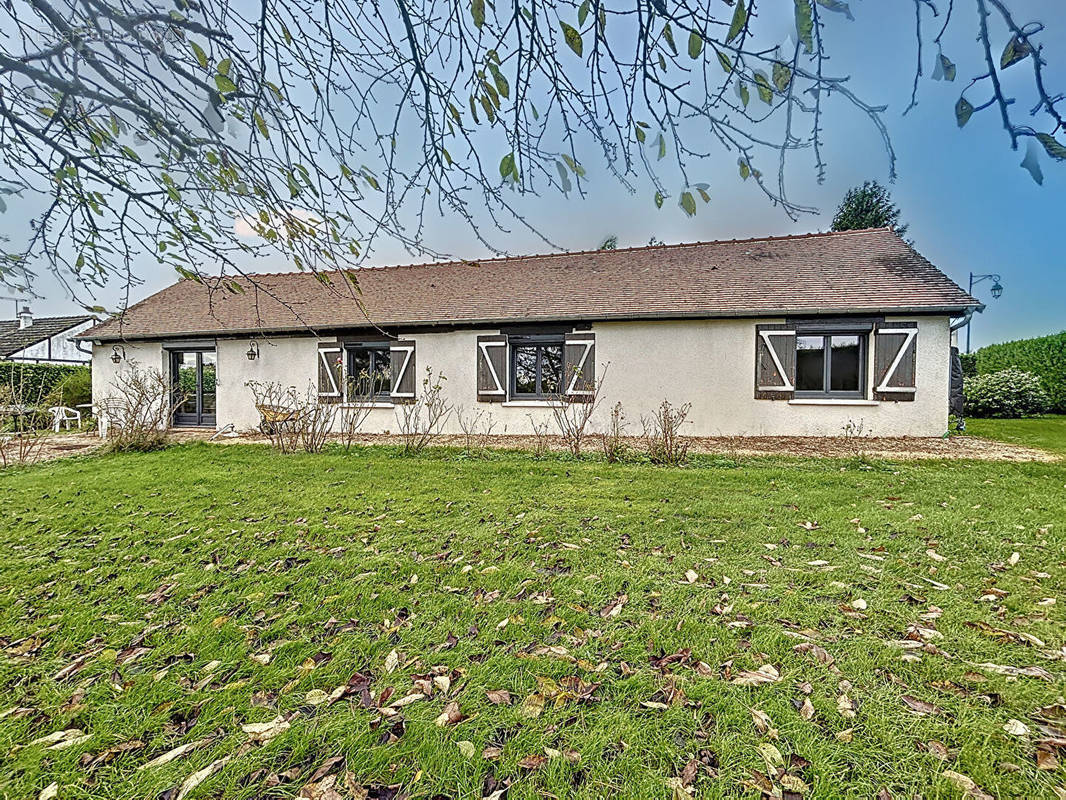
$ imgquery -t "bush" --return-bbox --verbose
[974,331,1066,412]
[959,351,977,378]
[44,368,93,410]
[963,369,1051,418]
[0,362,87,401]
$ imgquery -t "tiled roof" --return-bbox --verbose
[0,315,95,357]
[81,228,979,341]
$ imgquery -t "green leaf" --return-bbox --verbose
[190,42,208,69]
[680,191,697,217]
[727,0,747,44]
[688,28,704,60]
[1036,133,1066,161]
[655,133,666,161]
[578,0,590,26]
[696,187,711,204]
[254,113,269,139]
[815,0,853,19]
[738,158,751,180]
[715,49,733,74]
[214,74,237,94]
[560,22,583,57]
[939,54,956,82]
[560,153,585,177]
[635,125,646,144]
[499,152,516,180]
[754,71,774,104]
[1000,35,1031,70]
[795,0,814,53]
[772,62,792,92]
[662,23,677,55]
[217,58,232,77]
[955,96,974,128]
[488,63,510,99]
[470,0,485,29]
[738,82,750,108]
[654,191,664,209]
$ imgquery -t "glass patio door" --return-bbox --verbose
[171,350,217,427]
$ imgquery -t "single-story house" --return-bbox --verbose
[80,228,980,437]
[1,309,96,364]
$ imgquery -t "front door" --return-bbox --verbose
[172,350,217,427]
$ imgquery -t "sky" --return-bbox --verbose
[5,1,1064,350]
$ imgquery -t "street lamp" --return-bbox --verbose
[966,272,1004,353]
[246,340,260,361]
[110,344,126,364]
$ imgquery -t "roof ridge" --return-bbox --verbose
[229,227,896,280]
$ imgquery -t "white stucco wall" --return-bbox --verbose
[9,319,95,364]
[90,315,952,437]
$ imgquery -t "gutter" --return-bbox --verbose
[78,304,983,344]
[949,304,984,332]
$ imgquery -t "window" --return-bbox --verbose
[346,344,392,400]
[510,337,564,399]
[795,333,865,397]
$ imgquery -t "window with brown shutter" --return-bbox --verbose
[476,334,507,402]
[563,333,596,401]
[872,322,917,402]
[754,324,796,400]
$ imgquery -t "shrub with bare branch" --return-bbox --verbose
[600,402,631,464]
[247,380,338,454]
[0,375,47,467]
[340,369,391,452]
[549,363,607,458]
[528,415,553,460]
[456,405,498,457]
[642,401,692,467]
[395,369,452,455]
[100,366,183,452]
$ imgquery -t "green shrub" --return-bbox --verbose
[974,331,1066,412]
[0,362,89,402]
[959,351,977,378]
[963,369,1050,418]
[44,369,93,410]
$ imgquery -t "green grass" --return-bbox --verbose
[2,443,1065,799]
[965,414,1066,457]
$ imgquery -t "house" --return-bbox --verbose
[0,308,96,364]
[80,229,980,437]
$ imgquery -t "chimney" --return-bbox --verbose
[18,306,32,329]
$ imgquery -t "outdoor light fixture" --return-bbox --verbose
[966,272,1005,353]
[246,340,260,361]
[110,344,126,364]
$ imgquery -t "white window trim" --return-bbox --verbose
[340,401,395,409]
[502,400,566,408]
[874,328,918,393]
[478,340,506,396]
[757,330,796,392]
[788,399,880,407]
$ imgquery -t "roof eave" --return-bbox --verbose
[79,303,980,343]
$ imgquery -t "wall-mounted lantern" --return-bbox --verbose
[110,344,126,364]
[246,340,260,361]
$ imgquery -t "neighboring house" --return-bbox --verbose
[0,309,96,364]
[80,228,981,437]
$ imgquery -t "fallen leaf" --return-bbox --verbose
[730,664,780,687]
[599,593,628,619]
[138,739,210,770]
[384,649,399,674]
[457,740,476,758]
[1003,719,1030,737]
[901,695,942,716]
[486,689,512,705]
[943,769,994,800]
[521,693,545,718]
[175,755,232,800]
[434,701,463,727]
[518,753,547,770]
[242,715,291,744]
[38,784,58,800]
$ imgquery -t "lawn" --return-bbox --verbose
[1,443,1064,799]
[965,414,1066,457]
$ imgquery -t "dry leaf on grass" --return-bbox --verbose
[599,593,628,619]
[434,701,463,727]
[730,664,780,686]
[901,695,942,716]
[1003,719,1030,737]
[242,715,290,744]
[486,689,512,705]
[38,784,58,800]
[173,755,232,800]
[138,739,210,770]
[943,770,994,800]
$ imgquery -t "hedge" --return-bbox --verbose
[0,362,90,403]
[974,331,1066,413]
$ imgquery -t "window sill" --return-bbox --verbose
[788,398,879,406]
[502,400,565,408]
[340,401,394,409]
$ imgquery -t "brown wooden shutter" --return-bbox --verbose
[390,340,416,403]
[564,332,596,401]
[476,334,507,402]
[873,322,917,402]
[317,345,343,403]
[754,324,796,400]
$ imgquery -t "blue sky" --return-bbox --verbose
[7,1,1064,350]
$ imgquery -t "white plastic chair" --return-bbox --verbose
[49,406,82,433]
